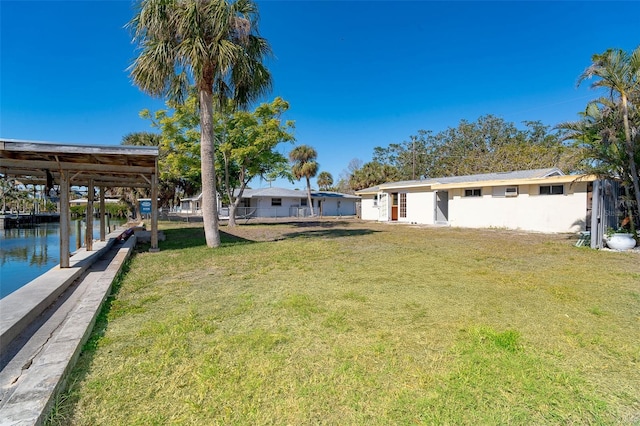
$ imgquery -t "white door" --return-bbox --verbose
[378,192,389,221]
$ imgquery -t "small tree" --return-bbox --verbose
[143,93,295,225]
[218,97,295,226]
[289,145,318,216]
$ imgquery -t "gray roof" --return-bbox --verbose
[238,187,360,199]
[356,168,564,194]
[184,187,360,201]
[427,167,563,185]
[240,187,305,198]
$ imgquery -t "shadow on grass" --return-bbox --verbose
[135,226,256,252]
[144,220,379,250]
[279,228,379,240]
[158,228,254,251]
[226,220,380,241]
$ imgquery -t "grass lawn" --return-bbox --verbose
[48,220,640,425]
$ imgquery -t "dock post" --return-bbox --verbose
[60,170,70,268]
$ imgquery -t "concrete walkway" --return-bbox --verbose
[0,233,136,426]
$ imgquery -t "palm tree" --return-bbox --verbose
[128,0,272,247]
[316,171,334,191]
[577,47,640,223]
[289,145,318,216]
[122,132,161,147]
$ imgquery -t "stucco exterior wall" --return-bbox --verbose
[448,182,589,233]
[252,196,306,218]
[318,198,357,216]
[360,197,380,221]
[402,191,435,224]
[358,181,591,233]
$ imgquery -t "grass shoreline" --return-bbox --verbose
[48,220,640,425]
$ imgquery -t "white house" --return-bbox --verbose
[180,193,202,214]
[357,168,599,234]
[181,188,360,218]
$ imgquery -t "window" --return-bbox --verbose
[300,198,307,206]
[271,198,282,206]
[540,185,564,195]
[505,187,518,197]
[399,193,407,218]
[464,188,482,197]
[373,194,378,206]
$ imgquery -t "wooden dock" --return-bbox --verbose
[0,213,60,230]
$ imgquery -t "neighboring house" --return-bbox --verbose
[357,168,601,234]
[69,198,121,207]
[181,188,360,218]
[180,193,202,214]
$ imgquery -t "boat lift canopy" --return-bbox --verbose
[0,138,160,266]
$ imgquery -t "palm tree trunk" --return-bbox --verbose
[306,176,314,216]
[199,89,221,247]
[621,94,640,223]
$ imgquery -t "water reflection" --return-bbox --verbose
[0,219,119,299]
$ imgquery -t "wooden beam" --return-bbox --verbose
[150,172,159,252]
[86,179,94,251]
[59,170,70,268]
[0,158,156,175]
[99,186,106,241]
[1,140,158,157]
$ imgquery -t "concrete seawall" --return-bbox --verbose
[0,229,137,425]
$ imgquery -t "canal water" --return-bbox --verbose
[0,219,122,299]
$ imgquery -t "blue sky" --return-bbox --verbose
[1,1,638,190]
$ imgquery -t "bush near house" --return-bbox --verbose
[69,203,130,219]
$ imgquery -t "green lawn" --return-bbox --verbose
[48,220,640,425]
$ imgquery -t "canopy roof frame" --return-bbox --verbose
[0,139,158,188]
[1,138,160,267]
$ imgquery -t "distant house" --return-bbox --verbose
[357,168,601,234]
[180,193,202,214]
[181,188,360,218]
[69,197,121,207]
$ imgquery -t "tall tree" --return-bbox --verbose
[289,145,318,216]
[316,171,334,191]
[371,115,579,180]
[349,161,400,191]
[576,47,640,222]
[129,0,272,248]
[122,132,161,147]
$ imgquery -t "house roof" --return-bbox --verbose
[241,187,306,198]
[356,168,597,194]
[184,188,360,201]
[311,191,360,199]
[243,188,360,199]
[355,185,380,195]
